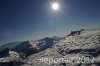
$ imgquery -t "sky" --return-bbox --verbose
[0,0,100,44]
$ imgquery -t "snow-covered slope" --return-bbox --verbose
[0,28,100,66]
[0,51,19,62]
[22,29,100,66]
[0,50,22,66]
[30,37,63,52]
[0,37,62,58]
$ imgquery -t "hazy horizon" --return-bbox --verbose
[0,0,100,44]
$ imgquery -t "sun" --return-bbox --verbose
[52,3,59,10]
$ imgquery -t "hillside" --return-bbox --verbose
[0,28,100,66]
[22,28,100,66]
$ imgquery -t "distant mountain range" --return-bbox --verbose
[0,36,63,57]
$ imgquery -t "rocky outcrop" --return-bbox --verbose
[68,29,84,36]
[0,48,9,58]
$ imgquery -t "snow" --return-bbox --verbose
[0,28,100,66]
[21,29,100,66]
[0,51,19,62]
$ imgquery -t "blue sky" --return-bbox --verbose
[0,0,100,44]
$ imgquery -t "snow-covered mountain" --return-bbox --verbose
[0,28,100,66]
[29,37,63,52]
[21,28,100,66]
[0,36,63,57]
[0,36,62,66]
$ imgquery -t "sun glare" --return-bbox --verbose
[52,3,59,10]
